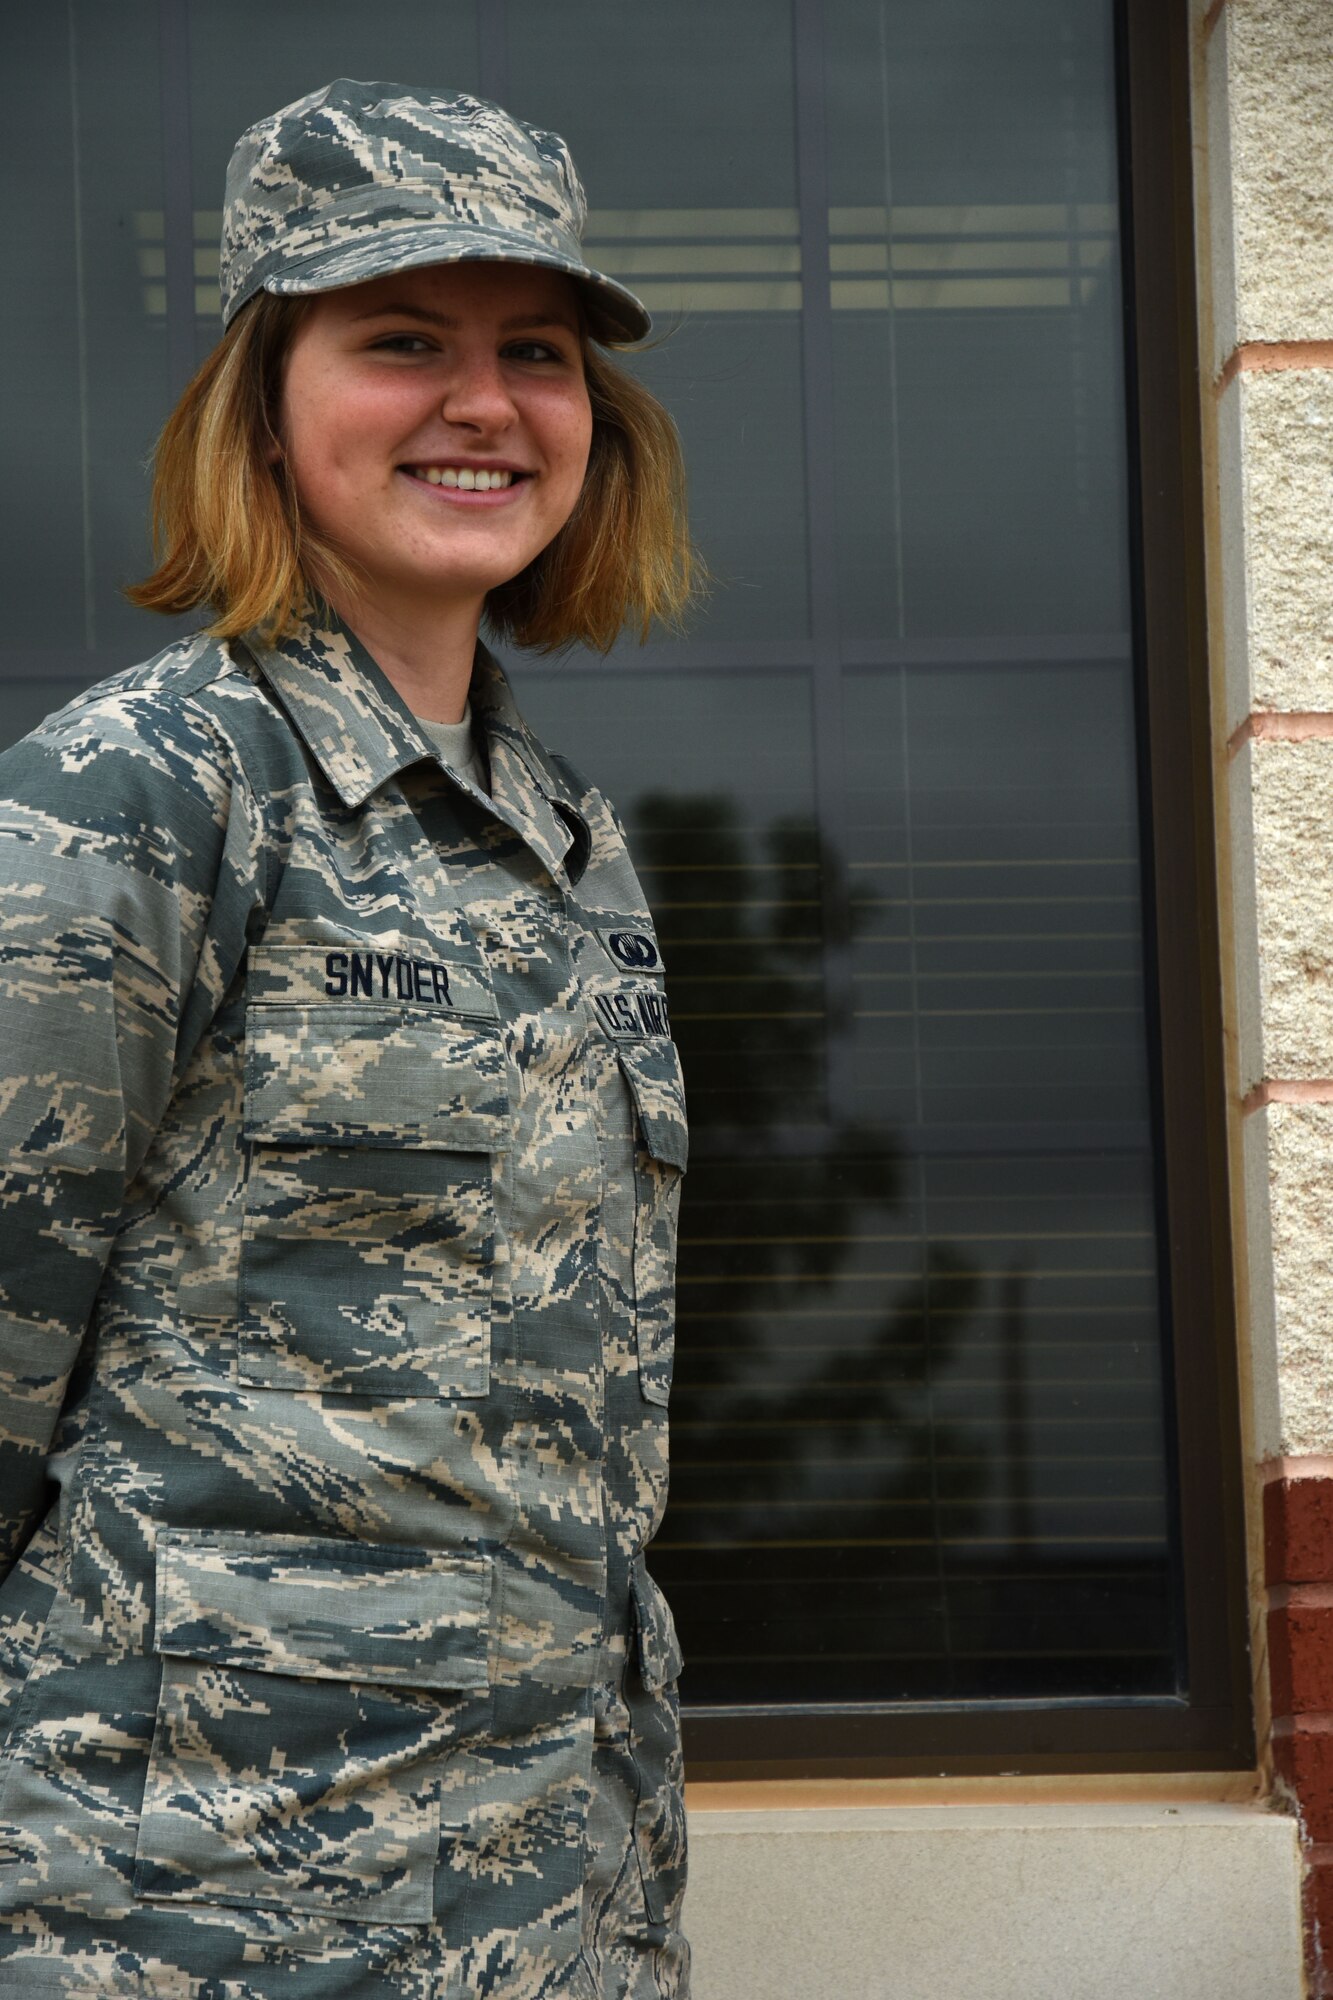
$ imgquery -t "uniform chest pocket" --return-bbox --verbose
[239,1003,510,1399]
[617,1038,689,1409]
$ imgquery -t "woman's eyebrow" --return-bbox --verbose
[351,301,578,334]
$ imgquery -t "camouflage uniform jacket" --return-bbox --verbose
[0,618,689,1999]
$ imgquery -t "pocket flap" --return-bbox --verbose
[155,1529,490,1691]
[245,1007,509,1151]
[617,1039,689,1172]
[631,1556,683,1692]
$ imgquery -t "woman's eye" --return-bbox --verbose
[372,333,433,354]
[505,340,564,364]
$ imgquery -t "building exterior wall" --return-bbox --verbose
[1199,0,1333,1986]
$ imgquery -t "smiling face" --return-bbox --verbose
[276,262,594,632]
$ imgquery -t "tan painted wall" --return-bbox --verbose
[1196,0,1333,1458]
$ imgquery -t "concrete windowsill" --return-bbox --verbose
[684,1800,1303,2000]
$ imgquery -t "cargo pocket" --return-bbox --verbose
[627,1556,687,1931]
[133,1529,492,1922]
[616,1038,689,1408]
[239,1000,509,1397]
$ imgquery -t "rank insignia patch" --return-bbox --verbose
[597,927,660,972]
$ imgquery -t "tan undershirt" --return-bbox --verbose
[418,703,489,797]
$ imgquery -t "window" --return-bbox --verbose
[3,0,1247,1772]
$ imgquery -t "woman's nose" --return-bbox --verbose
[439,353,516,431]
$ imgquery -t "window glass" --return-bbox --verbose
[2,1,166,661]
[825,0,1130,641]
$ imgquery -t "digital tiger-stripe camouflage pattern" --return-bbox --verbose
[220,78,651,345]
[0,617,688,1998]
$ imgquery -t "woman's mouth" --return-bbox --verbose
[402,464,528,494]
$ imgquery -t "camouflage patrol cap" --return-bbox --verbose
[220,78,650,344]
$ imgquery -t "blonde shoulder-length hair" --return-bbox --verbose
[129,290,698,652]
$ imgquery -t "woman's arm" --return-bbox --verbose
[0,680,261,1579]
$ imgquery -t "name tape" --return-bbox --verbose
[324,949,453,1006]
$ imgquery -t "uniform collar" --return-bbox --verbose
[240,615,591,886]
[470,647,593,884]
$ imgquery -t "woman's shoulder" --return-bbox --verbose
[0,637,315,918]
[2,632,300,807]
[21,631,258,744]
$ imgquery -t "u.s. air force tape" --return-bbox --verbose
[596,927,661,972]
[592,987,671,1039]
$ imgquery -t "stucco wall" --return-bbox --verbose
[1201,0,1333,1454]
[1198,0,1333,1984]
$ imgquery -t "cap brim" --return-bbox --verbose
[254,220,650,344]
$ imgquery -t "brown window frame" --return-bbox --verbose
[682,0,1252,1781]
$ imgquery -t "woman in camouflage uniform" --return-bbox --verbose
[0,78,694,2000]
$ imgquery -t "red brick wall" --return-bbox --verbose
[1266,1463,1333,1994]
